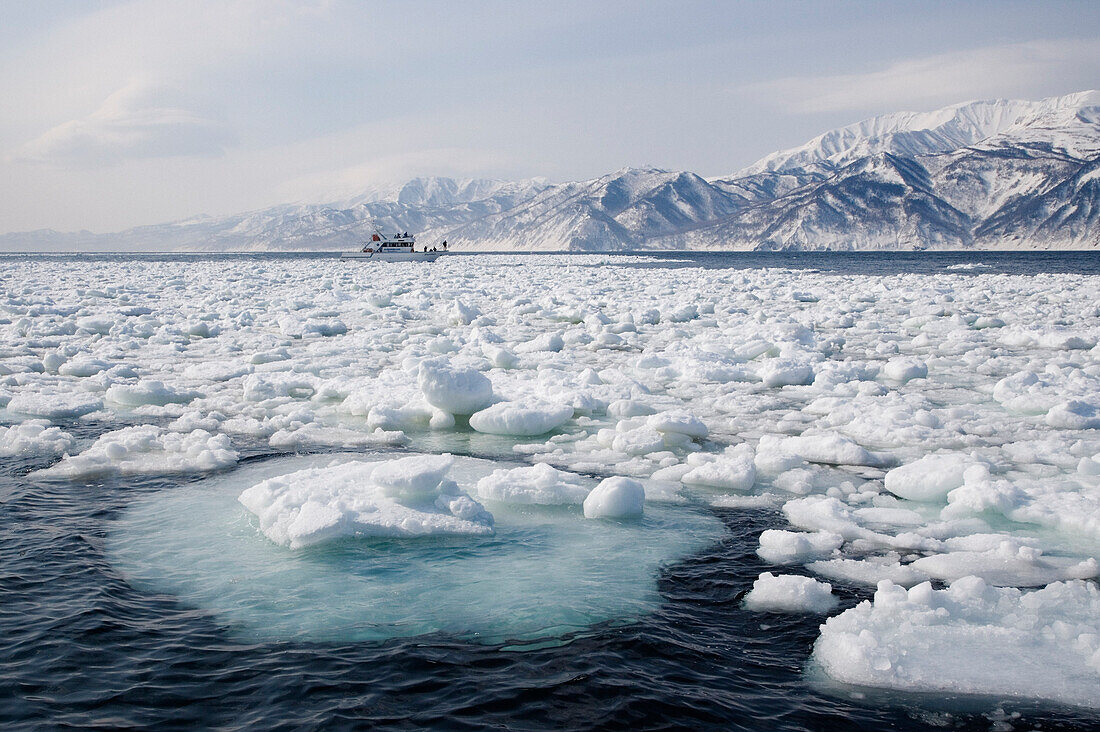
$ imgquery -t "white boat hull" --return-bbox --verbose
[341,251,442,262]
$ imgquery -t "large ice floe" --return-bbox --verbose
[110,453,724,643]
[813,578,1100,710]
[4,254,1100,710]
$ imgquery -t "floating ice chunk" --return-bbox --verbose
[664,304,698,323]
[854,505,925,527]
[450,299,481,325]
[106,380,200,408]
[475,463,593,505]
[417,361,493,415]
[882,357,927,383]
[942,466,1027,520]
[971,316,1004,329]
[646,411,708,439]
[33,426,237,479]
[607,399,657,418]
[583,476,645,519]
[278,316,346,338]
[743,572,838,613]
[75,315,113,334]
[515,331,564,353]
[610,426,666,456]
[238,456,493,549]
[371,454,456,502]
[1080,455,1100,476]
[250,348,290,365]
[1047,400,1100,429]
[681,449,756,491]
[759,359,813,388]
[58,358,110,377]
[813,578,1100,709]
[754,435,807,476]
[884,454,973,502]
[777,432,889,467]
[242,373,316,401]
[481,344,518,368]
[808,554,929,588]
[0,421,75,457]
[908,542,1098,587]
[7,390,103,418]
[268,424,406,450]
[1037,332,1096,350]
[991,369,1097,415]
[182,360,251,382]
[757,529,843,564]
[469,401,573,436]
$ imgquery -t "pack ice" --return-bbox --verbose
[4,255,1099,709]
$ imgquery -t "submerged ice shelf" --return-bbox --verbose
[109,453,725,643]
[3,253,1100,711]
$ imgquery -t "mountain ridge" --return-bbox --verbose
[4,91,1098,252]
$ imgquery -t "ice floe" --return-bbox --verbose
[475,462,594,505]
[33,426,237,479]
[583,476,645,519]
[238,454,493,548]
[743,572,838,613]
[814,577,1100,709]
[0,420,74,457]
[469,400,573,436]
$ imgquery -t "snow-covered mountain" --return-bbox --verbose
[3,91,1098,252]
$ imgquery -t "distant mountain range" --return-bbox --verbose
[4,91,1098,252]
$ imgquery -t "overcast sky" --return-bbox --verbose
[2,0,1098,233]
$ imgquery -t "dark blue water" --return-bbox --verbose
[6,248,1100,276]
[3,252,1099,730]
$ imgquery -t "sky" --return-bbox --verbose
[1,0,1098,233]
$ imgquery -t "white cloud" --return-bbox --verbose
[13,80,234,167]
[743,39,1100,115]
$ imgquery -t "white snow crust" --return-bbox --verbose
[238,455,494,548]
[0,420,74,457]
[33,426,237,479]
[814,578,1100,709]
[475,462,594,505]
[743,572,838,613]
[583,476,645,519]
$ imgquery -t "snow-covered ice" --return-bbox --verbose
[4,253,1099,710]
[814,577,1100,709]
[743,572,839,613]
[238,454,494,548]
[33,426,237,479]
[468,400,573,436]
[583,476,645,519]
[0,420,74,457]
[475,462,594,505]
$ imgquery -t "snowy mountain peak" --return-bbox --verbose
[2,92,1097,252]
[742,91,1100,176]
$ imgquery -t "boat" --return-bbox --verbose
[341,229,447,261]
